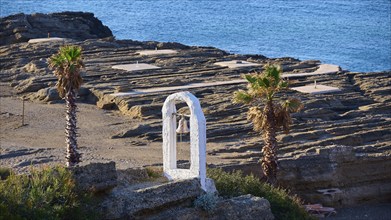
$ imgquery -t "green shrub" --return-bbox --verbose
[207,168,314,220]
[0,166,96,220]
[194,193,218,214]
[145,166,163,179]
[0,167,11,180]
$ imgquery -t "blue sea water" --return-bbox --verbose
[1,0,390,72]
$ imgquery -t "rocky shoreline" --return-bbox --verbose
[0,12,112,46]
[1,12,390,209]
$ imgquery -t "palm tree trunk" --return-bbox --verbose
[65,89,81,167]
[262,101,278,185]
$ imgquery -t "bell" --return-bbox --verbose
[176,115,190,134]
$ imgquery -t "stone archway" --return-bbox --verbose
[162,91,207,190]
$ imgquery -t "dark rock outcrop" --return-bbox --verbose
[28,87,60,102]
[0,12,113,45]
[100,178,204,219]
[71,161,117,193]
[154,194,274,220]
[210,195,274,220]
[278,145,391,207]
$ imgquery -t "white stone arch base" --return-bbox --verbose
[162,91,214,192]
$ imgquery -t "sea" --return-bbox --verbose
[2,0,390,72]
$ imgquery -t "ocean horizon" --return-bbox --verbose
[2,0,390,72]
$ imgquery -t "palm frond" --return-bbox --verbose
[274,103,292,133]
[244,74,257,84]
[233,90,253,104]
[264,64,283,88]
[278,80,288,89]
[282,98,304,113]
[262,77,270,88]
[268,64,281,82]
[256,77,267,87]
[56,78,66,98]
[248,106,267,132]
[274,98,303,133]
[48,45,84,98]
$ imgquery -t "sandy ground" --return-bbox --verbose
[0,96,163,169]
[0,82,165,170]
[0,83,229,171]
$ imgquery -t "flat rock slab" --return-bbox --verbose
[214,60,262,68]
[100,178,204,219]
[291,84,341,94]
[137,49,178,56]
[112,63,161,71]
[111,79,246,97]
[28,37,65,43]
[284,64,340,78]
[111,64,339,97]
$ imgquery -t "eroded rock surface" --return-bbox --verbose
[71,161,117,193]
[0,12,113,45]
[100,178,203,219]
[278,145,391,207]
[100,177,274,220]
[153,194,274,220]
[1,14,390,207]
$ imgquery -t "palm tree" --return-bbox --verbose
[48,45,84,167]
[233,64,303,184]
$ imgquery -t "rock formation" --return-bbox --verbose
[102,177,274,219]
[0,13,390,207]
[154,194,274,220]
[71,161,118,193]
[68,163,274,219]
[278,145,391,207]
[0,12,113,45]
